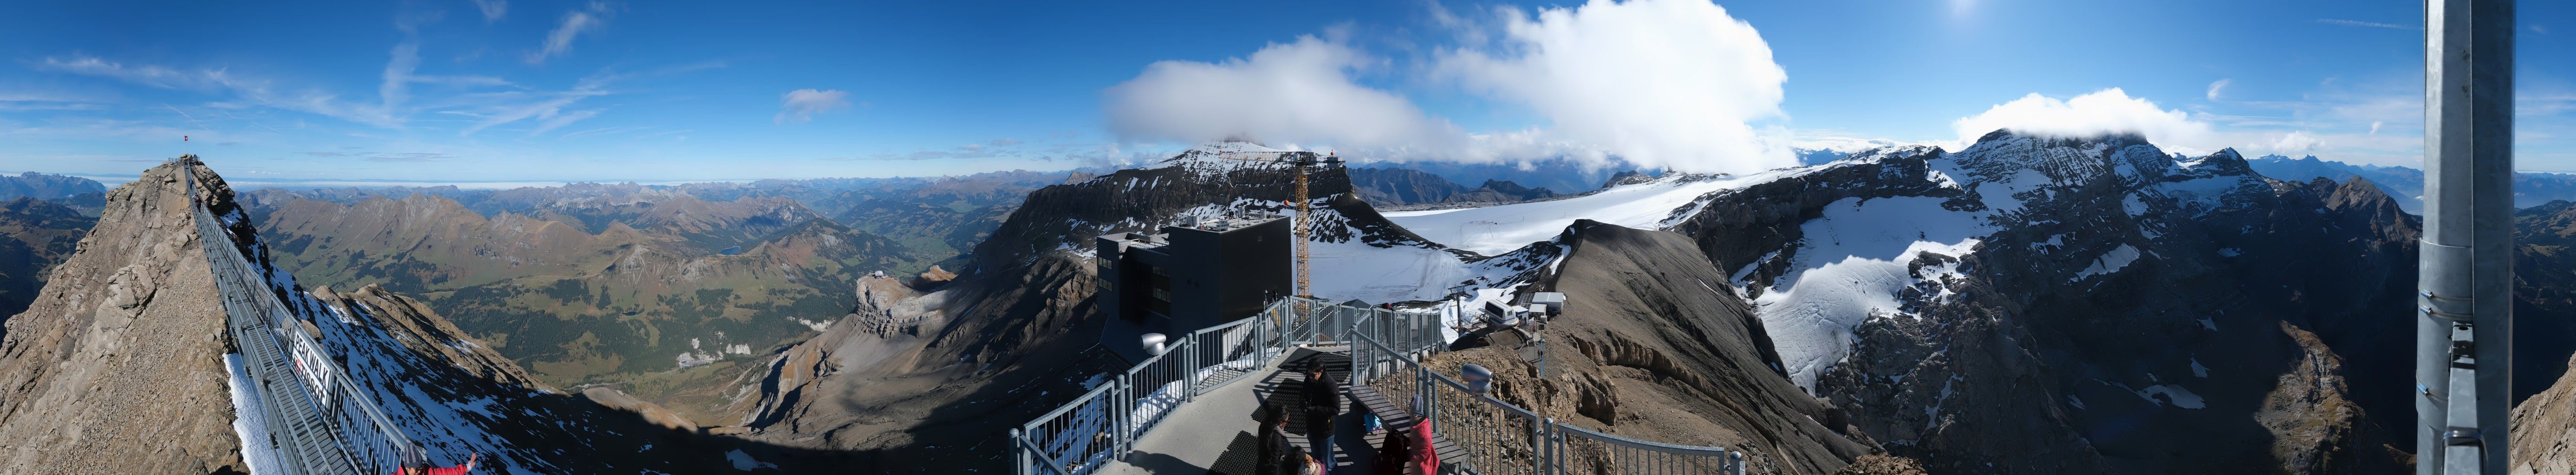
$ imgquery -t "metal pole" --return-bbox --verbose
[2420,0,2513,473]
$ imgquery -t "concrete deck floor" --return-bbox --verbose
[1102,347,1392,475]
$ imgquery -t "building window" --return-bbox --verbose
[1147,267,1173,315]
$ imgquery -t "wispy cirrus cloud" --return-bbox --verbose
[298,151,453,162]
[39,54,403,127]
[2316,18,2414,30]
[470,0,507,22]
[527,1,612,65]
[775,89,852,123]
[457,61,720,136]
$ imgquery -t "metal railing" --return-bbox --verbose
[1549,423,1743,475]
[1015,300,1298,475]
[1016,383,1119,475]
[187,158,417,475]
[1348,318,1747,475]
[1190,314,1270,392]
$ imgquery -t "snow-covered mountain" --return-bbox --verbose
[1389,130,2423,473]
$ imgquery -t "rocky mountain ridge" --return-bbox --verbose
[251,191,921,417]
[1663,132,2418,472]
[0,158,859,474]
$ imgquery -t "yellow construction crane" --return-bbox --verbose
[1216,150,1340,298]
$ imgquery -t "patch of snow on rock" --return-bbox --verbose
[2071,244,2140,282]
[1752,195,1986,390]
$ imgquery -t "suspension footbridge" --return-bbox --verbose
[184,156,417,475]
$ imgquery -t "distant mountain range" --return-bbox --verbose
[1345,167,1560,205]
[2202,154,2576,213]
[0,172,105,201]
[1353,158,1637,195]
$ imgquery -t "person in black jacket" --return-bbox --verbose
[1258,407,1289,475]
[1302,364,1337,472]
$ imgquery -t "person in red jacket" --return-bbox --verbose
[1409,422,1438,475]
[392,446,479,475]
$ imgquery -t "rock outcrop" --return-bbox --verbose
[0,159,246,474]
[1423,221,1868,475]
[2511,353,2576,475]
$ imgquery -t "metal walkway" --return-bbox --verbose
[184,157,416,475]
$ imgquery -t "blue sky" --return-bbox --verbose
[0,0,2569,185]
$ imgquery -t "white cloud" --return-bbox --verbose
[1949,88,2218,153]
[527,1,611,65]
[1946,88,2407,162]
[1101,0,1794,174]
[2205,78,2230,101]
[1793,134,1921,154]
[470,0,507,22]
[774,89,852,123]
[1102,36,1469,156]
[1437,0,1793,173]
[2269,130,2324,152]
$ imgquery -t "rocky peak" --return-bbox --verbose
[0,157,247,474]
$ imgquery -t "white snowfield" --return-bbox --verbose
[1384,171,1789,256]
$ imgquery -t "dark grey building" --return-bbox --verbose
[1096,215,1293,363]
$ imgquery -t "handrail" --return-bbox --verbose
[1013,299,1301,475]
[1548,423,1735,456]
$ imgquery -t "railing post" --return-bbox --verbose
[1010,428,1031,475]
[1421,364,1436,430]
[1538,417,1553,474]
[1114,373,1132,458]
[1182,337,1197,404]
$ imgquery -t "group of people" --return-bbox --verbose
[1258,362,1438,475]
